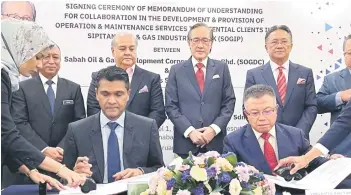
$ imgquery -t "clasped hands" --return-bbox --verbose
[189,127,216,148]
[73,157,143,181]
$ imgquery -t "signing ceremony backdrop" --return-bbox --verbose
[31,0,350,164]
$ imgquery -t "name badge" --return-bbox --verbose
[63,100,74,105]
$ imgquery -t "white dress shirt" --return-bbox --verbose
[183,56,221,138]
[100,111,125,184]
[270,60,290,84]
[39,73,58,98]
[252,126,279,161]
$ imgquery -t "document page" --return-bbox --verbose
[265,158,351,190]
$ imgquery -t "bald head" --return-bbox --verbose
[1,1,36,21]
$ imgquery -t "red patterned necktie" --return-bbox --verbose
[277,66,287,104]
[195,63,204,93]
[261,133,278,171]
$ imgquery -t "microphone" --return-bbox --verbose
[80,177,97,194]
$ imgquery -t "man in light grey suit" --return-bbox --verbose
[245,25,317,139]
[165,23,236,158]
[63,66,164,184]
[316,35,351,156]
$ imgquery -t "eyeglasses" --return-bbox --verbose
[2,14,33,21]
[244,108,276,118]
[267,39,290,46]
[190,38,212,45]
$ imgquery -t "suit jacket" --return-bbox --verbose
[316,68,351,123]
[318,101,351,151]
[86,65,166,128]
[11,75,86,150]
[245,61,317,138]
[1,69,45,171]
[63,111,164,184]
[165,57,236,155]
[223,123,327,175]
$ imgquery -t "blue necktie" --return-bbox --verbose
[107,122,121,183]
[46,80,55,115]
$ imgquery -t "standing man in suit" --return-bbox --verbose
[165,23,236,158]
[87,32,166,128]
[316,35,351,156]
[5,44,86,185]
[224,84,330,175]
[245,25,317,139]
[63,66,164,184]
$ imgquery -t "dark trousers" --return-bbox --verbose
[176,146,208,159]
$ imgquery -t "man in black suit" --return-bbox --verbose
[86,32,166,128]
[63,66,164,184]
[5,44,86,185]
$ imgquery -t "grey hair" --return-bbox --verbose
[265,25,293,43]
[243,84,276,108]
[343,34,351,52]
[1,1,36,21]
[111,32,138,48]
[187,23,214,41]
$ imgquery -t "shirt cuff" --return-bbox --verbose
[137,167,145,174]
[210,124,221,135]
[314,143,329,155]
[335,92,344,107]
[184,126,195,138]
[41,147,49,153]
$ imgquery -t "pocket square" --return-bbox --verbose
[212,74,220,79]
[138,85,149,93]
[297,78,306,84]
[63,100,74,105]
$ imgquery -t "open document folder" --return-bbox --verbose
[59,172,154,195]
[264,158,351,190]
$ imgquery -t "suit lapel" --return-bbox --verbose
[53,78,64,119]
[244,126,272,174]
[184,58,202,97]
[285,62,299,105]
[261,63,282,106]
[34,76,53,117]
[127,65,144,107]
[203,59,215,98]
[90,113,104,183]
[341,68,351,89]
[275,124,291,160]
[123,112,134,166]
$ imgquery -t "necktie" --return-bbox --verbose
[107,122,121,183]
[261,133,278,171]
[195,63,204,93]
[277,66,287,104]
[46,80,55,115]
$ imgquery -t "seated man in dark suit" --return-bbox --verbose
[86,32,166,128]
[224,84,337,176]
[63,66,164,184]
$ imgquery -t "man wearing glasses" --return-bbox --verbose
[165,23,236,158]
[4,44,86,186]
[1,1,36,21]
[316,35,351,156]
[223,84,336,177]
[244,25,317,140]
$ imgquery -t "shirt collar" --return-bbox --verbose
[270,59,290,71]
[252,125,276,140]
[39,72,58,85]
[192,56,208,68]
[100,111,125,129]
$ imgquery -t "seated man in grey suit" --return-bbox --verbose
[245,25,317,140]
[63,66,164,184]
[316,34,351,156]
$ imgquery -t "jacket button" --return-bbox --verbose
[201,102,204,105]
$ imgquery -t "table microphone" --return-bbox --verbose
[39,182,47,195]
